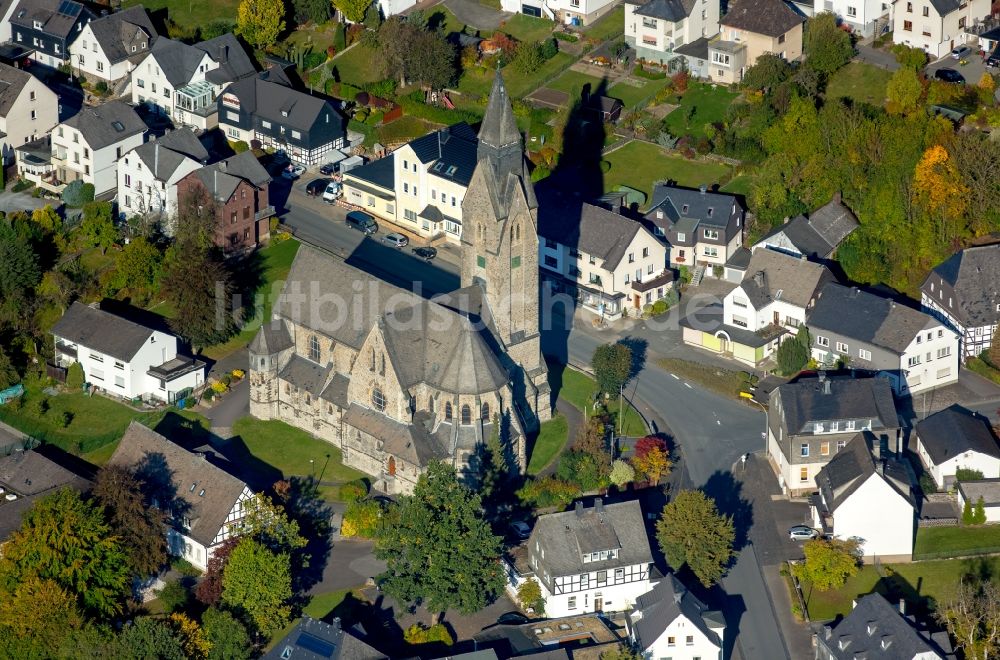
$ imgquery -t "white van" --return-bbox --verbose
[322,182,342,203]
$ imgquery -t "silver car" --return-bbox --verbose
[789,525,819,541]
[381,232,408,248]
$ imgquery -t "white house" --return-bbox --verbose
[915,405,1000,490]
[890,0,990,58]
[624,0,721,71]
[108,422,254,571]
[51,301,205,404]
[0,63,58,166]
[117,127,209,231]
[808,283,960,395]
[627,574,725,660]
[957,480,1000,523]
[812,432,916,560]
[523,499,657,618]
[815,0,890,37]
[501,0,619,25]
[750,193,859,263]
[538,201,672,321]
[69,5,158,89]
[921,245,1000,362]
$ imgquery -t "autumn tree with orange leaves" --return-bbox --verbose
[913,144,968,245]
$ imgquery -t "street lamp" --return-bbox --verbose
[309,458,315,478]
[740,392,768,456]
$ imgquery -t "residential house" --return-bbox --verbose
[682,248,833,366]
[377,0,419,17]
[767,373,900,494]
[475,614,622,658]
[751,193,860,264]
[956,480,1000,523]
[217,74,347,166]
[627,574,725,660]
[131,34,257,130]
[502,0,619,25]
[69,5,158,89]
[117,127,210,232]
[624,0,721,73]
[539,201,671,320]
[264,617,386,660]
[388,121,478,243]
[522,499,656,618]
[108,422,253,570]
[915,405,1000,489]
[920,244,1000,361]
[341,156,396,223]
[643,183,745,270]
[812,432,916,559]
[10,0,92,70]
[807,283,959,395]
[175,150,273,253]
[712,0,805,84]
[0,63,58,166]
[44,100,146,196]
[51,301,206,403]
[0,447,92,543]
[815,593,953,659]
[815,0,891,36]
[0,0,20,43]
[891,0,990,58]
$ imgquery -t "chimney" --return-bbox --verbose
[823,625,832,640]
[595,498,604,514]
[700,184,707,194]
[656,209,663,219]
[154,143,159,177]
[218,44,228,63]
[575,501,584,517]
[818,370,826,384]
[824,379,832,395]
[899,599,906,616]
[213,168,218,197]
[753,270,764,287]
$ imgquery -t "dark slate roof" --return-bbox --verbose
[132,128,209,181]
[0,63,33,117]
[629,0,697,21]
[820,593,952,659]
[772,375,898,434]
[957,479,1000,507]
[188,150,271,202]
[347,156,394,190]
[11,0,91,39]
[279,355,331,396]
[928,0,961,16]
[647,183,742,229]
[108,422,248,547]
[631,574,724,652]
[740,249,832,309]
[720,0,805,36]
[223,76,342,133]
[756,195,859,259]
[86,5,157,66]
[725,246,752,270]
[923,244,1000,327]
[320,373,350,408]
[528,500,652,578]
[0,448,92,541]
[51,301,156,361]
[478,69,521,154]
[264,616,386,660]
[63,100,145,150]
[407,122,478,187]
[675,36,711,60]
[146,38,210,87]
[343,404,451,467]
[815,432,914,513]
[537,202,645,270]
[916,405,1000,465]
[197,33,256,84]
[249,320,294,355]
[809,283,939,355]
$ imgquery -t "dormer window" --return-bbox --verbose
[446,165,457,176]
[33,20,42,29]
[681,204,689,213]
[281,110,288,117]
[189,483,196,492]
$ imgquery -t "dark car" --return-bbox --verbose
[935,68,965,83]
[320,162,338,175]
[306,178,330,196]
[496,612,529,626]
[988,47,1000,68]
[411,246,437,261]
[345,210,378,235]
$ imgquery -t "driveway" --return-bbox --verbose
[444,0,509,30]
[926,50,985,86]
[310,536,386,595]
[855,44,900,72]
[0,192,59,214]
[203,379,248,432]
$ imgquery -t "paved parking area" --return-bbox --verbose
[926,49,986,86]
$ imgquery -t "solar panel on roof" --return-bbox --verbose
[57,0,82,17]
[295,633,335,658]
[112,121,125,132]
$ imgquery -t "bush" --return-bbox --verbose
[158,579,190,613]
[632,64,667,80]
[60,411,73,428]
[540,37,558,60]
[516,476,581,508]
[919,472,937,495]
[333,22,347,51]
[337,479,369,502]
[203,388,216,402]
[554,31,578,43]
[62,180,95,208]
[211,381,228,394]
[94,81,109,96]
[303,52,326,70]
[403,623,453,646]
[65,362,84,390]
[957,468,986,482]
[229,140,249,153]
[183,397,197,409]
[341,499,381,538]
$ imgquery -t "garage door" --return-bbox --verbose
[522,4,542,16]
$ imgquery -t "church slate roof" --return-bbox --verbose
[249,320,293,355]
[343,404,450,467]
[922,244,1000,327]
[278,355,331,397]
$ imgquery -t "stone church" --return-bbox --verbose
[248,71,551,494]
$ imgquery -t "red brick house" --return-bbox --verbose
[176,151,273,253]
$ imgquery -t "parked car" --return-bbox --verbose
[509,520,531,540]
[411,246,437,261]
[345,211,378,235]
[988,47,1000,68]
[935,68,965,83]
[381,232,408,248]
[322,182,342,203]
[319,162,338,175]
[951,44,973,59]
[282,164,306,180]
[496,612,529,626]
[305,178,329,196]
[789,525,819,541]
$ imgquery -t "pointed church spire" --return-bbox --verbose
[478,69,521,153]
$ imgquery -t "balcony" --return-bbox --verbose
[255,205,276,221]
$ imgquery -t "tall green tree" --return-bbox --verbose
[110,236,162,302]
[0,220,41,302]
[655,490,734,586]
[776,335,809,375]
[793,538,860,591]
[292,0,330,24]
[92,464,168,578]
[118,617,186,660]
[0,576,86,657]
[80,202,117,254]
[222,539,293,637]
[375,17,456,89]
[375,462,505,614]
[938,579,1000,660]
[236,0,286,51]
[741,53,793,91]
[0,488,131,619]
[0,345,18,389]
[886,67,922,114]
[803,12,853,75]
[592,343,633,399]
[333,0,371,22]
[235,492,307,553]
[202,607,252,660]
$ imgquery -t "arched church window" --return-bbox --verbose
[309,335,320,362]
[370,348,376,371]
[379,353,385,375]
[260,358,265,369]
[461,404,471,425]
[445,402,453,420]
[516,224,521,241]
[372,387,386,412]
[481,402,490,421]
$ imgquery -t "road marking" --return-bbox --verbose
[671,374,680,380]
[684,383,692,389]
[716,420,721,425]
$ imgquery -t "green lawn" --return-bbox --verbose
[547,361,647,437]
[603,141,732,205]
[546,70,605,96]
[721,174,755,197]
[124,0,238,31]
[505,52,577,98]
[583,6,625,42]
[286,22,341,58]
[200,238,300,361]
[825,62,891,107]
[330,44,384,88]
[663,83,740,138]
[231,417,365,493]
[500,14,555,43]
[608,78,669,109]
[528,414,569,475]
[914,525,1000,559]
[427,7,466,36]
[378,116,441,144]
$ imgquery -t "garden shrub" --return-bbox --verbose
[340,499,381,538]
[403,623,453,646]
[338,479,369,502]
[65,362,84,390]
